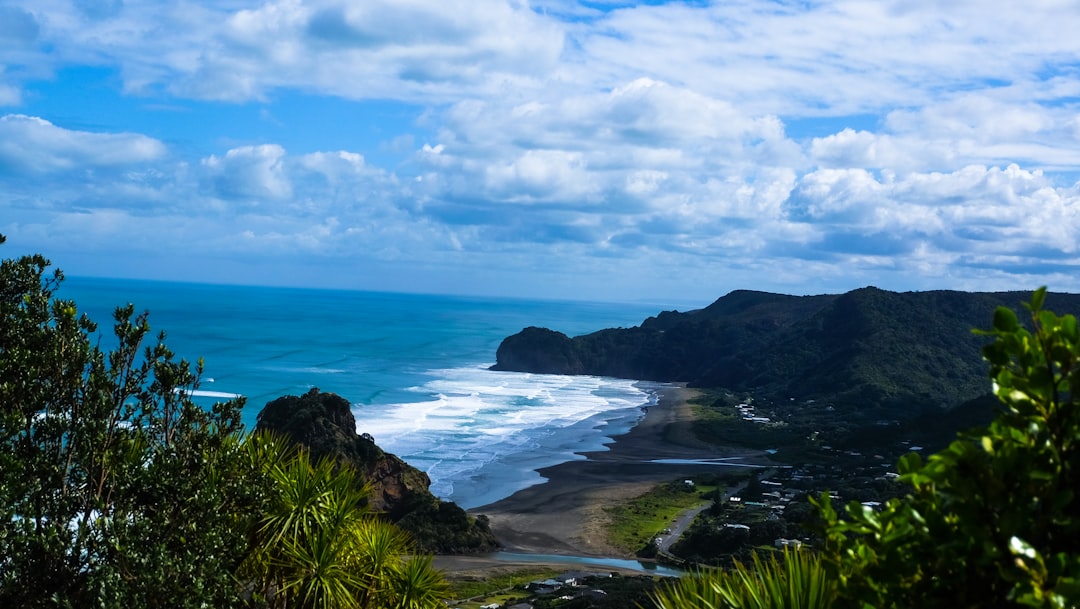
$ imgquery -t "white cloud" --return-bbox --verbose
[201,144,293,201]
[788,164,1080,261]
[571,1,1080,116]
[7,0,565,103]
[0,114,166,173]
[3,1,1080,300]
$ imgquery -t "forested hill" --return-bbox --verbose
[492,287,1080,420]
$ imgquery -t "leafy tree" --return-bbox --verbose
[816,287,1080,608]
[0,239,448,609]
[0,236,258,607]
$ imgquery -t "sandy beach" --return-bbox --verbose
[434,385,768,573]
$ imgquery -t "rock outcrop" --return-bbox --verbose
[255,388,498,553]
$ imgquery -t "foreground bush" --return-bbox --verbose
[652,288,1080,609]
[0,237,446,608]
[652,547,835,609]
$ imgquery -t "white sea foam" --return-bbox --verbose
[177,389,244,399]
[353,365,659,509]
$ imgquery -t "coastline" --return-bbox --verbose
[439,384,768,568]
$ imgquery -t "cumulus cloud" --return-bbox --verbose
[419,78,799,222]
[0,114,166,174]
[3,1,1080,299]
[201,145,293,201]
[786,164,1080,264]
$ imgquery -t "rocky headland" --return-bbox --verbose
[255,388,498,554]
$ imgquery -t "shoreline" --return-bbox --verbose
[436,384,769,571]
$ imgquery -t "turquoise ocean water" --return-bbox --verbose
[63,277,671,509]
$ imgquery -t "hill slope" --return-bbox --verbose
[492,288,1080,423]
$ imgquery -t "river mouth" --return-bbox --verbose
[484,551,683,576]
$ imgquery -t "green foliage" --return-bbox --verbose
[650,548,837,609]
[395,494,498,553]
[816,287,1080,608]
[0,242,257,608]
[0,240,447,609]
[255,388,498,553]
[241,433,448,609]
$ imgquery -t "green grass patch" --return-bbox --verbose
[447,568,559,604]
[605,481,712,553]
[687,389,810,453]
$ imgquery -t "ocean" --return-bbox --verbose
[63,277,674,509]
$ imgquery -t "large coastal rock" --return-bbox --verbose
[255,388,497,553]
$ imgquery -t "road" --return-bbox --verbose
[656,478,751,554]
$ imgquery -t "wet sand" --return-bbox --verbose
[434,385,767,573]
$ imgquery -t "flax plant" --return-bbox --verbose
[650,548,836,609]
[241,433,448,609]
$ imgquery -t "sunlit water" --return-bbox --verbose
[65,277,670,508]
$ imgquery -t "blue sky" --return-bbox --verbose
[2,0,1080,304]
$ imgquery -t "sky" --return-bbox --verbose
[2,0,1080,305]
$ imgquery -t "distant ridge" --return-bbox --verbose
[492,287,1080,423]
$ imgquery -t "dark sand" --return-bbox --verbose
[434,385,768,574]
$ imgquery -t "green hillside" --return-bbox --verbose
[493,288,1080,428]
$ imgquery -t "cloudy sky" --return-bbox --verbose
[2,0,1079,304]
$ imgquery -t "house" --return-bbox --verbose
[775,538,803,549]
[526,579,563,594]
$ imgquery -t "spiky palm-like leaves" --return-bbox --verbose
[650,548,836,609]
[242,434,447,609]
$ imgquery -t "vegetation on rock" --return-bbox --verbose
[255,388,498,554]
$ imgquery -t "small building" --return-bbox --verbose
[775,538,804,549]
[526,579,563,594]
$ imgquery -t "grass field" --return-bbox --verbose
[447,567,560,607]
[604,481,715,554]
